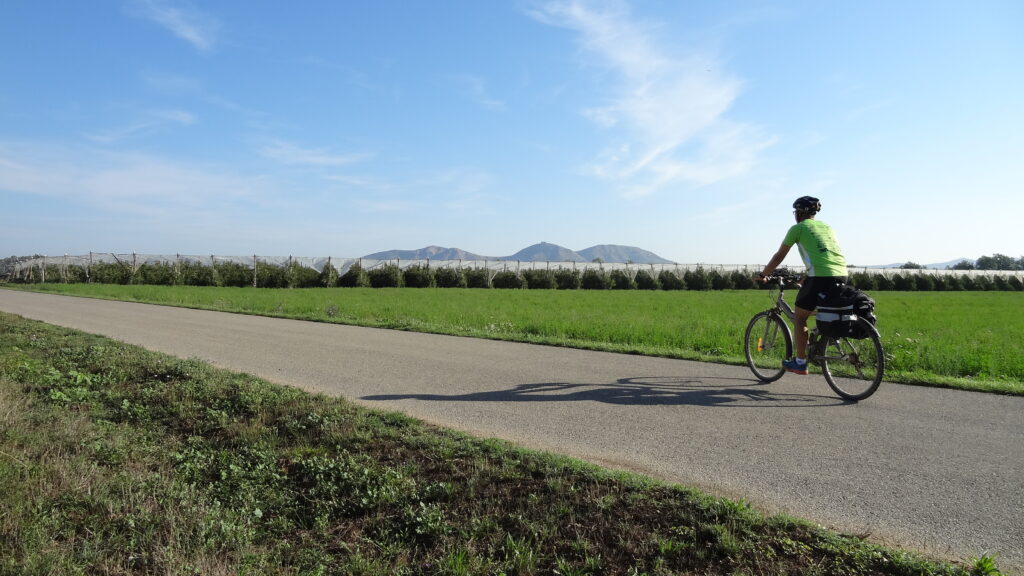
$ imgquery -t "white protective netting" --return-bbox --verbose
[9,253,1022,283]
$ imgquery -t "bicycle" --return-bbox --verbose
[743,270,885,401]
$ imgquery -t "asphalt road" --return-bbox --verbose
[2,290,1021,571]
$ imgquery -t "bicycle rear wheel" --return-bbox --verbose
[819,318,885,401]
[744,312,792,382]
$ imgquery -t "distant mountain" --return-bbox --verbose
[925,258,974,270]
[502,242,585,262]
[578,244,674,264]
[863,258,973,270]
[362,242,674,264]
[363,245,488,260]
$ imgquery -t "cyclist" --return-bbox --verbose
[756,196,848,374]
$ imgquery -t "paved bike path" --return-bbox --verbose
[2,290,1021,571]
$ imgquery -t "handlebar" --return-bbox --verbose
[760,269,801,289]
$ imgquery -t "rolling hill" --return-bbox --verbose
[362,246,488,261]
[362,242,674,264]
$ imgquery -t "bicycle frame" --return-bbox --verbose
[771,287,797,322]
[761,275,798,322]
[761,275,825,358]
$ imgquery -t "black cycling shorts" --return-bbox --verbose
[795,276,848,311]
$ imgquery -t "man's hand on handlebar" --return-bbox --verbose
[754,268,800,286]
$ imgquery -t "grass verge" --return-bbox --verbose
[0,311,1003,575]
[5,284,1023,396]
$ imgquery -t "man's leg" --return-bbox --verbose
[784,307,814,374]
[793,307,813,359]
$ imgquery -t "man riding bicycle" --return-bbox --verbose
[757,196,848,374]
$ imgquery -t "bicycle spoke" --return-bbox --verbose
[819,319,884,401]
[744,313,791,382]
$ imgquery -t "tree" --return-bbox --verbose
[850,271,876,291]
[402,265,434,288]
[491,270,523,289]
[338,263,370,287]
[554,268,581,290]
[900,262,925,269]
[976,254,1019,271]
[892,273,916,291]
[710,270,734,290]
[318,262,339,287]
[609,269,636,290]
[434,267,466,288]
[367,264,402,288]
[973,275,995,291]
[657,270,685,290]
[522,268,556,289]
[581,269,609,290]
[914,273,935,291]
[636,270,660,290]
[683,267,711,290]
[873,274,895,290]
[942,274,963,291]
[729,270,756,290]
[949,260,975,270]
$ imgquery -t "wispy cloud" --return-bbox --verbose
[530,0,772,196]
[0,141,263,216]
[142,71,270,122]
[128,0,220,51]
[84,109,196,143]
[355,199,420,214]
[332,167,499,215]
[454,75,507,112]
[259,141,374,167]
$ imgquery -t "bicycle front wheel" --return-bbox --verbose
[819,318,885,401]
[744,312,792,382]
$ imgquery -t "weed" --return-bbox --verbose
[503,534,539,575]
[970,554,1003,575]
[0,311,1002,575]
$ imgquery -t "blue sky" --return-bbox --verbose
[2,0,1021,266]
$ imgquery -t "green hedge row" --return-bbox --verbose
[10,262,1024,291]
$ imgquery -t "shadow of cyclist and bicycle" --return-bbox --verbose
[362,376,850,408]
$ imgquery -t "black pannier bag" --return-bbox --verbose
[815,283,876,339]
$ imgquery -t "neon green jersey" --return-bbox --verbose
[783,219,848,277]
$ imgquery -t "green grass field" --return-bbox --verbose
[0,312,995,574]
[7,284,1024,395]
